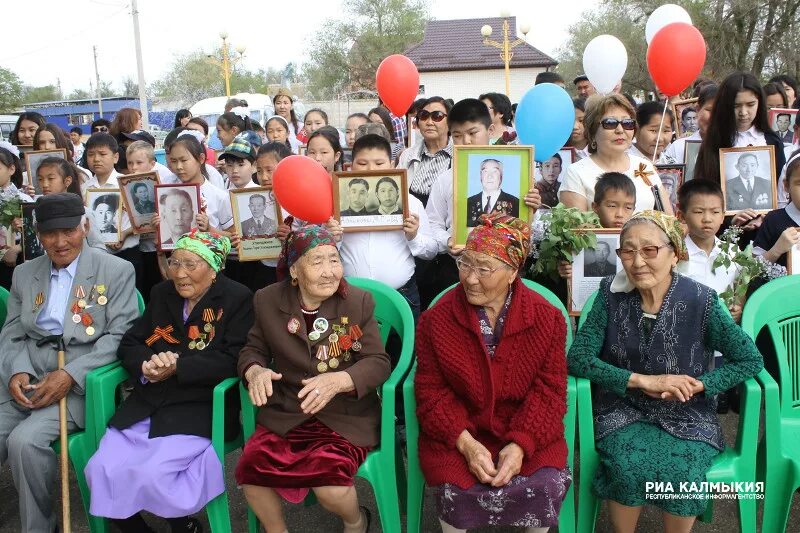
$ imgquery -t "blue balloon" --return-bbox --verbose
[515,83,576,163]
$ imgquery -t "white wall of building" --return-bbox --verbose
[419,67,547,103]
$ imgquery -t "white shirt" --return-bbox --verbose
[663,131,702,166]
[160,164,226,190]
[478,191,501,213]
[426,167,455,254]
[84,169,140,251]
[558,154,663,213]
[678,236,737,294]
[734,126,766,147]
[153,162,172,182]
[200,179,234,230]
[72,142,84,163]
[575,146,589,160]
[338,195,437,289]
[628,143,675,165]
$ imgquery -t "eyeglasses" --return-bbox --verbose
[167,258,204,271]
[616,245,671,261]
[455,257,498,278]
[600,118,636,131]
[416,110,448,123]
[92,126,109,133]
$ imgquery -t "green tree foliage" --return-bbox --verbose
[557,0,800,94]
[303,0,429,99]
[67,88,93,100]
[0,67,24,112]
[21,85,60,104]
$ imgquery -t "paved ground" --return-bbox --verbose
[0,412,796,532]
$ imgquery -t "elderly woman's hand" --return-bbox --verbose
[298,372,354,415]
[630,373,703,402]
[457,430,498,484]
[142,352,179,383]
[246,365,283,407]
[491,442,524,487]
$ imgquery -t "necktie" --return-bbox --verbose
[747,180,752,193]
[256,220,263,233]
[484,196,491,213]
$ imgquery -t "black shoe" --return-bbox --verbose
[168,516,203,533]
[717,392,730,414]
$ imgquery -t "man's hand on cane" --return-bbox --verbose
[28,370,74,409]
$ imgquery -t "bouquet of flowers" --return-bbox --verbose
[529,203,601,280]
[712,225,786,307]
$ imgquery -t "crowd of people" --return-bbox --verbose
[0,65,796,533]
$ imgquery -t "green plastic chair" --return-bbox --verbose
[404,279,577,533]
[239,277,414,533]
[0,285,10,329]
[740,276,800,533]
[575,290,761,533]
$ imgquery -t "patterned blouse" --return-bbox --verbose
[475,287,514,358]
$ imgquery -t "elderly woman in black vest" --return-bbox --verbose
[568,211,762,533]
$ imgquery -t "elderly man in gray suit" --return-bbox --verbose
[0,192,138,532]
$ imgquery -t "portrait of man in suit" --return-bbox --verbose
[775,113,795,144]
[340,178,370,216]
[584,240,617,277]
[240,194,277,237]
[725,152,774,211]
[680,106,699,136]
[466,158,520,227]
[368,177,403,215]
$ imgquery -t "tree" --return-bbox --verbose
[303,0,429,99]
[67,88,93,100]
[557,0,800,95]
[121,77,139,97]
[0,67,24,112]
[21,85,60,104]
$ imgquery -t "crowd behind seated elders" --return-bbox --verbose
[0,66,799,533]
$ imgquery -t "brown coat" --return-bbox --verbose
[238,280,391,447]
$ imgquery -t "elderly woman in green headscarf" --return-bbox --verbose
[568,211,763,533]
[85,230,255,533]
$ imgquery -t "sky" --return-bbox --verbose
[1,0,599,95]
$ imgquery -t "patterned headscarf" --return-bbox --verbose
[276,218,338,280]
[625,210,688,261]
[174,229,231,272]
[465,213,531,271]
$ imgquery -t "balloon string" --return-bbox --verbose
[652,100,669,164]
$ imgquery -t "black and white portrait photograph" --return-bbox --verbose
[719,146,777,215]
[683,140,701,182]
[656,164,685,209]
[24,149,67,194]
[569,229,622,315]
[333,170,408,232]
[21,202,43,261]
[119,172,159,233]
[768,108,798,145]
[230,187,282,260]
[672,98,699,138]
[85,189,123,244]
[155,183,200,251]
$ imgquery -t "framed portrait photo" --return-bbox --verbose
[535,147,576,209]
[719,146,777,215]
[655,164,685,209]
[406,115,421,149]
[768,108,798,145]
[155,183,201,251]
[230,187,282,261]
[118,172,160,234]
[85,189,123,245]
[24,149,67,194]
[568,229,623,316]
[671,98,699,138]
[684,140,702,182]
[21,202,44,262]
[298,146,307,156]
[333,170,409,232]
[452,145,535,245]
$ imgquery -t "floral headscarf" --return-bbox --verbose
[626,210,688,261]
[465,213,531,271]
[276,218,338,280]
[174,229,231,272]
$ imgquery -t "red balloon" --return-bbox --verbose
[272,155,333,224]
[376,55,420,117]
[647,22,706,97]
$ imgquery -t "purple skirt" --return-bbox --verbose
[85,418,224,519]
[434,467,572,529]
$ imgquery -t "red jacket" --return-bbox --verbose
[414,278,568,488]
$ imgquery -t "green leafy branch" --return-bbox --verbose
[530,204,601,280]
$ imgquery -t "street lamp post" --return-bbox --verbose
[480,13,529,97]
[208,32,246,97]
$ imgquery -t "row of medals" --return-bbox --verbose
[311,317,363,373]
[70,285,108,336]
[189,309,218,350]
[189,322,214,350]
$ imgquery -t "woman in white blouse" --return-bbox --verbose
[559,93,672,214]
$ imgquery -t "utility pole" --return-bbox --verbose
[131,0,149,129]
[93,45,104,117]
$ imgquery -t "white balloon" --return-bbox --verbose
[646,4,693,44]
[582,35,628,95]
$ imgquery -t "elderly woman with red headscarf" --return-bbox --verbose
[415,213,572,533]
[235,223,390,533]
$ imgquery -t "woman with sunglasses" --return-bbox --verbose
[397,96,453,206]
[568,211,762,532]
[560,94,672,214]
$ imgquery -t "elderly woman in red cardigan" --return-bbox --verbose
[415,213,571,533]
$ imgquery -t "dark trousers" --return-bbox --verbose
[415,254,459,311]
[139,250,162,303]
[114,247,144,296]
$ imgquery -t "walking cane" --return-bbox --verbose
[37,334,71,533]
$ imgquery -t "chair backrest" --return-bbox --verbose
[741,276,800,417]
[136,289,145,316]
[0,285,9,330]
[429,279,573,349]
[578,291,598,329]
